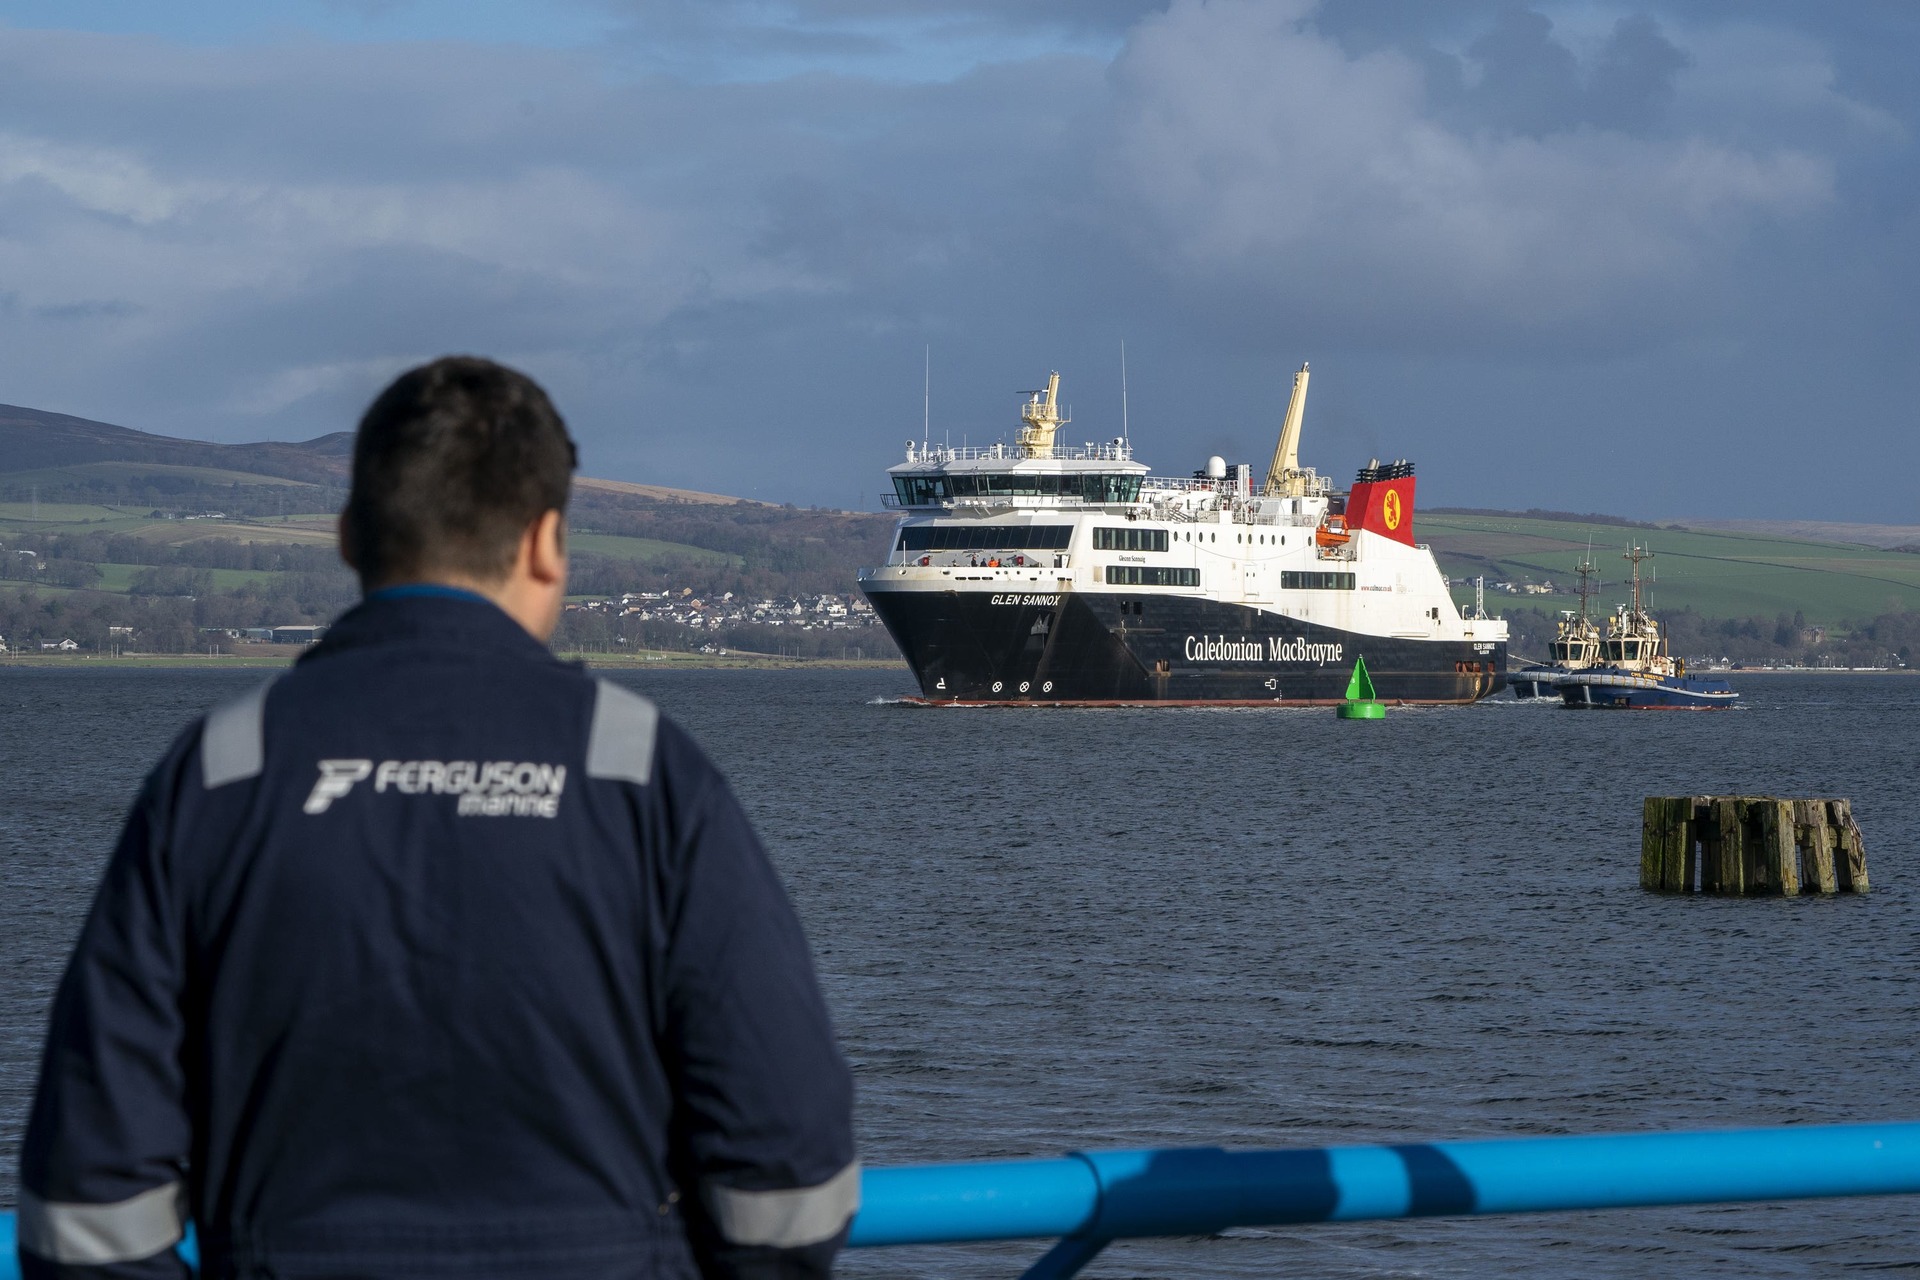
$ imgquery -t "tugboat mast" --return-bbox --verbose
[1575,545,1599,625]
[1624,544,1653,617]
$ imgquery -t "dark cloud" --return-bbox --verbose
[1588,15,1692,133]
[1347,6,1690,139]
[1460,7,1587,135]
[0,2,1912,520]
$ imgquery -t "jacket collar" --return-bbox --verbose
[301,591,568,668]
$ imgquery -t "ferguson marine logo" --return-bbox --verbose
[304,760,374,813]
[303,758,568,818]
[1183,634,1345,664]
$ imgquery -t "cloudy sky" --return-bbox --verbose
[1,1,1914,518]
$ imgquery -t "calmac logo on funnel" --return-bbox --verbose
[1348,463,1417,546]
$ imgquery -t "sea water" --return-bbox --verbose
[3,667,1916,1277]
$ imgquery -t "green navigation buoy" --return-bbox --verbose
[1337,654,1386,719]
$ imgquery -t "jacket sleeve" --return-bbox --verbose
[656,736,857,1279]
[16,753,194,1280]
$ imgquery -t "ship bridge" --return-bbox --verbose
[886,441,1148,510]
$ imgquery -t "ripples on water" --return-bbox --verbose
[3,668,1917,1277]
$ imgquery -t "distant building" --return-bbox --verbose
[41,638,79,652]
[270,624,327,645]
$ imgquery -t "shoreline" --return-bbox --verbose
[1716,666,1914,676]
[6,654,1900,676]
[1513,661,1913,677]
[0,651,907,672]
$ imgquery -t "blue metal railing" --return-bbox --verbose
[9,1122,1920,1279]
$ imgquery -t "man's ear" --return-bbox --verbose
[528,509,566,585]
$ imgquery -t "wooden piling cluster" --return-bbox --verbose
[1641,797,1868,895]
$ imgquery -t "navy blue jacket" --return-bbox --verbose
[16,593,856,1279]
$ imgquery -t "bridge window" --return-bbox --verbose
[898,525,1073,552]
[892,476,950,505]
[1093,528,1168,553]
[1106,566,1199,587]
[931,472,1143,502]
[1279,571,1356,591]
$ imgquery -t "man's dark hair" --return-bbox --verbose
[345,356,577,586]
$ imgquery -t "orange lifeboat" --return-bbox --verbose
[1315,514,1351,549]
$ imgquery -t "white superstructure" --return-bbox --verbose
[859,365,1508,704]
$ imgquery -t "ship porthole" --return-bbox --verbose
[992,681,1004,693]
[1019,681,1031,693]
[1042,681,1053,692]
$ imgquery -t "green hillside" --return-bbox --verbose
[567,531,739,569]
[6,460,315,489]
[1421,512,1920,626]
[0,508,738,581]
[2,398,1911,665]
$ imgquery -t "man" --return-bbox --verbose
[16,357,857,1278]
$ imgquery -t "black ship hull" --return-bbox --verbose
[864,586,1507,705]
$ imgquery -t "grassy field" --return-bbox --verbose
[3,460,317,489]
[1,506,730,575]
[0,653,294,668]
[567,532,739,568]
[0,501,141,525]
[0,506,340,544]
[1421,513,1920,624]
[91,563,290,592]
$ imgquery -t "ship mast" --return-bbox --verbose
[1018,372,1068,459]
[1575,545,1598,624]
[1261,362,1312,497]
[1624,544,1653,618]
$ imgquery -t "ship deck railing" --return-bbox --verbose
[881,496,1149,512]
[879,496,1334,529]
[7,1120,1920,1279]
[879,554,1066,568]
[901,442,1138,465]
[1141,476,1330,499]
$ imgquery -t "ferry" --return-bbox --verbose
[857,364,1508,705]
[1557,547,1738,709]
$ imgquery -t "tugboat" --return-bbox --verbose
[1557,546,1738,710]
[1511,550,1603,698]
[857,363,1509,705]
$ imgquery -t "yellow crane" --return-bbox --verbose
[1260,362,1312,497]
